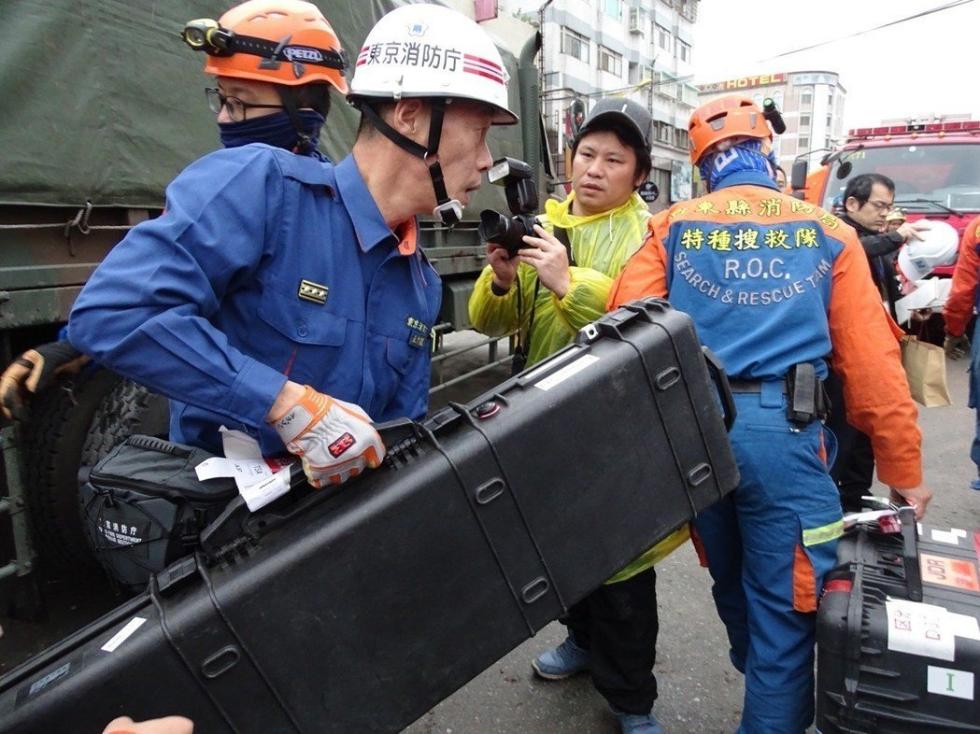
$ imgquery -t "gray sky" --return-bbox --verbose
[506,0,979,128]
[692,0,979,128]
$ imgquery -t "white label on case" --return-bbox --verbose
[101,616,147,653]
[885,599,955,661]
[949,612,980,641]
[927,665,974,700]
[534,354,599,391]
[931,528,963,545]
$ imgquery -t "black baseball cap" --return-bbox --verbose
[578,97,653,150]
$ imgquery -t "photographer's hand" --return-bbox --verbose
[518,225,570,298]
[486,242,519,292]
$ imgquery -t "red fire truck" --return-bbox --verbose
[792,118,980,276]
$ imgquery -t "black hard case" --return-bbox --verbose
[817,509,980,733]
[0,299,739,733]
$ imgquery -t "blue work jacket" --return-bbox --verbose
[69,145,442,455]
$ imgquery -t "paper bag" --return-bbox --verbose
[900,335,951,407]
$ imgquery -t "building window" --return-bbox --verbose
[680,84,699,107]
[629,62,653,85]
[604,0,622,21]
[560,27,589,63]
[629,61,640,84]
[655,72,677,99]
[655,24,672,52]
[826,115,832,128]
[800,91,812,108]
[598,46,623,77]
[676,39,691,63]
[676,128,690,150]
[799,136,809,151]
[799,114,810,128]
[656,121,671,143]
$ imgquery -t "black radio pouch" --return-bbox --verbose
[786,363,828,425]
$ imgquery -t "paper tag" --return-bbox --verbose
[101,617,147,653]
[220,426,264,460]
[927,665,975,700]
[194,429,294,511]
[921,553,980,592]
[885,598,956,661]
[534,354,599,391]
[239,470,292,512]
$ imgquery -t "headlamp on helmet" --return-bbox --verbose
[181,19,233,56]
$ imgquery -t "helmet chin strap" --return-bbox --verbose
[356,99,463,226]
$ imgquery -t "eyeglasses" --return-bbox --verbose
[205,87,285,122]
[865,199,893,214]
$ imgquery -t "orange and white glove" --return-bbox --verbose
[273,386,385,488]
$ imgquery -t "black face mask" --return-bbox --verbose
[218,109,325,154]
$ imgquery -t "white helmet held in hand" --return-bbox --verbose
[350,4,517,124]
[897,219,959,282]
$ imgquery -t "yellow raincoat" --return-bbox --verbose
[468,190,689,583]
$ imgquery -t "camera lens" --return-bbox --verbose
[479,210,525,257]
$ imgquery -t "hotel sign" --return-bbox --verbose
[697,73,785,93]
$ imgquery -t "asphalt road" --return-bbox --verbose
[1,332,978,734]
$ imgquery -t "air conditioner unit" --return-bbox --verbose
[628,8,645,34]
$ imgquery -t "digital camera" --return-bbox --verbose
[478,157,539,257]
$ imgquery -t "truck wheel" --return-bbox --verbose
[22,368,169,573]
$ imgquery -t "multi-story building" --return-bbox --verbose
[531,0,701,209]
[697,70,847,174]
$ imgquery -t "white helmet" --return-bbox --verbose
[350,4,517,124]
[897,219,959,282]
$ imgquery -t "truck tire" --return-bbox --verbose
[22,368,169,573]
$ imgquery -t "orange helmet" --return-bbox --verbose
[688,95,771,164]
[182,0,348,93]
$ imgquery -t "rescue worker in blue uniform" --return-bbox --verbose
[0,0,341,422]
[609,95,931,733]
[68,3,518,487]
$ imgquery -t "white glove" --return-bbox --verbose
[273,386,385,488]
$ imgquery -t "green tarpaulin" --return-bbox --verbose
[0,0,528,211]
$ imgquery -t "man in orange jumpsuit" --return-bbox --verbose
[608,95,930,733]
[942,214,980,489]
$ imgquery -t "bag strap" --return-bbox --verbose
[552,226,576,266]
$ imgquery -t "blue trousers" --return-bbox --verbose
[969,319,980,472]
[693,388,842,734]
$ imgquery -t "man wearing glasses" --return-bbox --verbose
[841,173,926,311]
[829,173,926,512]
[67,2,516,488]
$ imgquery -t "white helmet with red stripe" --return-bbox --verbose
[349,3,517,125]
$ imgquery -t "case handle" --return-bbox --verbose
[898,505,922,601]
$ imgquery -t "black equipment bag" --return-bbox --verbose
[78,435,238,591]
[0,299,739,733]
[817,507,980,733]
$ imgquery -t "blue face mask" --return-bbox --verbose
[218,109,325,154]
[698,138,778,192]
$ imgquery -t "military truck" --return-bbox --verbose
[0,0,548,604]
